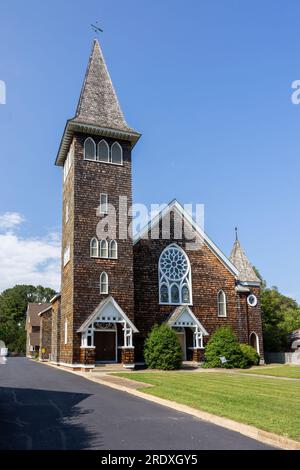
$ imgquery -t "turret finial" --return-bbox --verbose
[235,227,238,241]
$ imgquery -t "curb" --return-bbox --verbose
[40,361,300,450]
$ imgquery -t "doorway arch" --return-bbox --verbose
[249,332,259,354]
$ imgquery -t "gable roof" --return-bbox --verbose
[133,200,239,277]
[77,296,138,333]
[229,239,260,284]
[26,303,51,327]
[56,40,141,166]
[166,306,209,335]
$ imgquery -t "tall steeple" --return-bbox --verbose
[229,236,260,284]
[74,40,134,132]
[56,39,140,166]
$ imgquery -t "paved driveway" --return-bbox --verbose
[0,358,272,450]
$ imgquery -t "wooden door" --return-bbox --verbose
[94,331,116,362]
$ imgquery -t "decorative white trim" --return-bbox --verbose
[134,200,239,277]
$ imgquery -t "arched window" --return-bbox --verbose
[84,137,96,160]
[109,240,118,259]
[160,284,169,303]
[158,244,192,305]
[90,238,98,258]
[217,290,227,317]
[100,240,108,258]
[249,332,259,354]
[111,142,123,165]
[171,284,180,304]
[181,285,190,303]
[100,272,108,294]
[98,139,109,162]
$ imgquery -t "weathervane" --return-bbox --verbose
[91,21,103,34]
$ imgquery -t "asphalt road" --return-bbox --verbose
[0,358,272,450]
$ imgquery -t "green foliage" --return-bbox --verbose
[240,344,260,367]
[144,324,182,370]
[203,326,248,369]
[0,284,56,354]
[253,268,300,352]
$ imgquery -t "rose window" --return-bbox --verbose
[159,244,192,305]
[160,247,189,281]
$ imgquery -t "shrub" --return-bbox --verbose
[203,326,248,369]
[144,324,182,370]
[240,344,260,367]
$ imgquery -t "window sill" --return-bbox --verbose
[84,158,123,167]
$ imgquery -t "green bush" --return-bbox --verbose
[240,344,260,367]
[144,324,182,370]
[203,326,248,369]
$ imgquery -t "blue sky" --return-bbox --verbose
[0,0,299,300]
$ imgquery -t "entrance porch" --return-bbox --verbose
[166,306,209,363]
[77,296,138,369]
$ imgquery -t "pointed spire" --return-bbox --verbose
[73,39,135,133]
[229,232,260,284]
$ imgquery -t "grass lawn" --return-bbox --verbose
[116,371,300,441]
[240,364,300,379]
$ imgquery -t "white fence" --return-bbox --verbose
[265,351,300,364]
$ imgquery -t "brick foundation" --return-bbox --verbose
[121,347,135,366]
[80,347,96,365]
[192,348,205,363]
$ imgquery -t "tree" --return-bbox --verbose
[144,324,182,370]
[0,284,56,354]
[253,268,300,351]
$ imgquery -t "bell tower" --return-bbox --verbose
[55,40,141,368]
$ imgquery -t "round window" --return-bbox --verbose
[159,246,189,281]
[247,294,258,307]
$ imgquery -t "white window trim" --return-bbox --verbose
[109,240,118,259]
[100,193,108,215]
[217,290,227,317]
[111,141,123,165]
[100,239,108,258]
[65,202,69,224]
[100,272,109,294]
[63,245,70,267]
[97,139,110,162]
[158,243,192,306]
[63,140,74,183]
[249,331,260,354]
[64,320,68,344]
[90,237,98,258]
[84,137,96,161]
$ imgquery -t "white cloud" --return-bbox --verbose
[0,212,25,230]
[0,213,61,292]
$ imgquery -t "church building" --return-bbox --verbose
[38,40,263,370]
